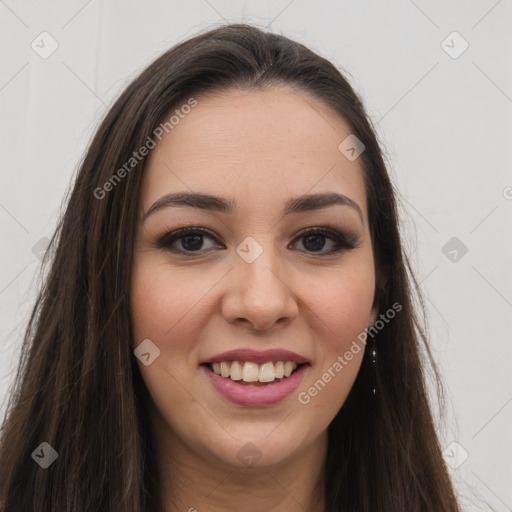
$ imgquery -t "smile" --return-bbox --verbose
[202,361,309,406]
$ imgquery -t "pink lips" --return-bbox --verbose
[202,363,309,407]
[201,348,308,365]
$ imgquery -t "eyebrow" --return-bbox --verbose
[142,191,364,223]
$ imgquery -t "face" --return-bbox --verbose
[131,86,378,471]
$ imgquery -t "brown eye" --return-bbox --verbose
[290,228,357,255]
[156,227,224,254]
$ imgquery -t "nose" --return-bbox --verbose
[221,243,299,332]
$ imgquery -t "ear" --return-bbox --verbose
[370,263,387,326]
[369,305,379,326]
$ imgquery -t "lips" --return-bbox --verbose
[202,363,309,406]
[201,348,309,365]
[200,348,310,406]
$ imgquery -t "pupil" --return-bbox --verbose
[303,234,325,252]
[181,234,203,251]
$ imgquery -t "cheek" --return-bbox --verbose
[130,258,209,422]
[130,259,204,405]
[295,258,375,412]
[131,258,210,345]
[304,261,375,350]
[130,256,230,400]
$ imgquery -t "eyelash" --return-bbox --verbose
[154,225,358,256]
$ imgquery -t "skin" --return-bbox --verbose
[131,86,378,512]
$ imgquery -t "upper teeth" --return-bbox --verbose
[211,361,298,383]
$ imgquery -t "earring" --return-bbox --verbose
[370,335,377,397]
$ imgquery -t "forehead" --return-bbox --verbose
[142,86,368,220]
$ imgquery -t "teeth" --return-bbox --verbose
[259,362,275,382]
[230,361,243,381]
[210,360,299,383]
[242,362,259,382]
[220,361,230,378]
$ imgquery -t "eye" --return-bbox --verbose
[290,227,357,255]
[155,226,357,256]
[155,227,223,254]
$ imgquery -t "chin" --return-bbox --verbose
[202,425,310,470]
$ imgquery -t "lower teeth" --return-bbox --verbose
[232,377,285,386]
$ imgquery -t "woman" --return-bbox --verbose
[0,23,462,511]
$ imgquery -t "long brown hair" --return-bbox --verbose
[0,23,462,511]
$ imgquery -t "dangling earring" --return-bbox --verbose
[369,334,377,397]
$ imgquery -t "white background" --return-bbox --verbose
[1,1,511,510]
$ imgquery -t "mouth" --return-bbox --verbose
[200,358,310,407]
